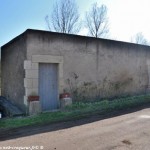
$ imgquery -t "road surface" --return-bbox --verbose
[0,108,150,150]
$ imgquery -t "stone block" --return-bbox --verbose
[59,78,64,86]
[25,88,38,96]
[25,69,38,78]
[32,55,63,63]
[60,98,72,108]
[24,96,28,106]
[24,60,32,69]
[59,86,64,93]
[59,63,64,78]
[32,63,39,69]
[29,101,41,115]
[24,78,33,88]
[32,79,39,88]
[25,88,31,96]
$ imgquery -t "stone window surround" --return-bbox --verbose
[23,55,64,107]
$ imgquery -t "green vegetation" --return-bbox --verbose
[0,94,150,130]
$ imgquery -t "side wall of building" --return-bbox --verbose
[1,34,27,111]
[26,31,150,101]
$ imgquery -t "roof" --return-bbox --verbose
[1,29,150,50]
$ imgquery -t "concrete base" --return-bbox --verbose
[29,101,41,115]
[60,98,72,108]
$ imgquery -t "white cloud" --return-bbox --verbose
[78,27,88,36]
[106,0,150,41]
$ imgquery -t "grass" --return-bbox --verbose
[0,94,150,130]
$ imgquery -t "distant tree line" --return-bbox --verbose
[131,32,149,46]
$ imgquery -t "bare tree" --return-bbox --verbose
[131,32,149,45]
[85,3,109,38]
[46,0,80,34]
[45,15,51,31]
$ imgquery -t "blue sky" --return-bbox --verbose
[1,0,150,46]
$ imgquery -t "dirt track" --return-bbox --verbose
[0,107,150,150]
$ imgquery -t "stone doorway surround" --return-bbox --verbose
[23,55,64,114]
[147,59,150,92]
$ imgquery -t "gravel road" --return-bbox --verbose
[0,108,150,150]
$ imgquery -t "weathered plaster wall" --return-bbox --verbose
[2,29,150,112]
[1,34,27,111]
[26,30,150,100]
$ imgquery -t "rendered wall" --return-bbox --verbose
[2,29,150,111]
[1,34,27,111]
[26,30,150,101]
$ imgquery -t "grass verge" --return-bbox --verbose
[0,94,150,130]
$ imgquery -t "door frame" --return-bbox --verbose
[24,55,64,111]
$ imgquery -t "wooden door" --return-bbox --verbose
[39,63,58,111]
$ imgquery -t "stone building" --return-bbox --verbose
[1,29,150,114]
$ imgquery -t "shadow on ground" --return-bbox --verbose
[0,104,150,142]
